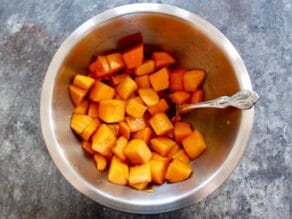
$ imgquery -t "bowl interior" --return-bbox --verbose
[51,13,242,209]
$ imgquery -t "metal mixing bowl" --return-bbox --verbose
[40,3,254,214]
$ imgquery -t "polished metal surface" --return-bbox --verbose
[178,90,259,114]
[40,3,255,214]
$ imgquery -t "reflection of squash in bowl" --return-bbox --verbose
[40,3,254,214]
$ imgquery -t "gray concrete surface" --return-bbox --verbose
[0,0,291,218]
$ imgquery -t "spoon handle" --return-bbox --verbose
[177,90,259,114]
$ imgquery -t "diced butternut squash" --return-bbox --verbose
[152,152,170,163]
[135,75,150,88]
[191,90,204,104]
[169,91,191,105]
[166,144,180,159]
[111,74,128,85]
[118,121,131,139]
[182,130,207,160]
[116,76,138,100]
[129,182,149,190]
[74,100,89,114]
[107,124,120,137]
[94,153,107,172]
[172,149,190,164]
[125,116,146,132]
[107,53,125,73]
[70,114,93,135]
[69,85,87,106]
[94,56,111,77]
[98,100,126,123]
[129,163,151,184]
[126,98,147,118]
[89,81,115,102]
[183,70,205,92]
[152,52,175,69]
[112,136,128,161]
[132,127,153,144]
[108,156,129,185]
[122,44,144,69]
[150,137,176,156]
[149,68,169,91]
[149,113,174,136]
[165,159,192,183]
[73,74,95,91]
[80,119,100,141]
[134,60,155,76]
[124,139,152,165]
[81,141,95,155]
[138,88,159,107]
[150,159,168,185]
[89,60,98,73]
[174,122,192,143]
[170,69,185,91]
[87,102,99,118]
[92,124,117,156]
[148,99,169,115]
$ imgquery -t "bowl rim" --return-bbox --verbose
[40,3,254,214]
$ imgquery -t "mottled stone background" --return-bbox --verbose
[0,0,291,218]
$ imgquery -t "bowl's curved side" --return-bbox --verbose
[40,3,254,214]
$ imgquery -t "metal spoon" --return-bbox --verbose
[169,90,259,120]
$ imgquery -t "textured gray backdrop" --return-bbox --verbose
[0,0,291,218]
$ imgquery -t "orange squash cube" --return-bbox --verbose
[138,88,159,107]
[112,136,128,161]
[169,91,191,105]
[107,124,120,137]
[149,113,174,136]
[125,116,146,132]
[191,90,204,104]
[89,60,98,73]
[81,141,95,155]
[124,139,152,165]
[183,70,205,92]
[152,52,175,69]
[166,144,180,159]
[69,85,86,106]
[118,121,131,139]
[73,74,95,91]
[152,152,170,163]
[172,149,190,164]
[150,159,168,185]
[182,130,207,159]
[98,100,126,123]
[107,53,125,73]
[89,81,115,102]
[70,114,93,135]
[92,124,117,156]
[134,60,155,76]
[73,100,89,114]
[129,182,149,190]
[122,44,144,69]
[132,127,153,144]
[87,102,99,118]
[148,99,169,115]
[169,69,185,91]
[126,98,147,118]
[108,156,129,185]
[135,75,150,89]
[149,68,169,91]
[80,119,100,141]
[94,56,111,77]
[111,74,128,85]
[116,76,138,100]
[165,159,192,183]
[150,137,176,156]
[174,122,192,143]
[129,163,152,184]
[94,153,107,172]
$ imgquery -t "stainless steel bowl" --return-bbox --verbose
[40,3,254,214]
